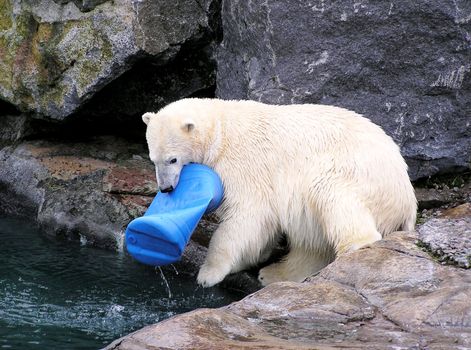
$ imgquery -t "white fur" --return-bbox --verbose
[143,98,417,287]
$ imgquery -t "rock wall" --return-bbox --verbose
[1,0,470,178]
[0,0,220,120]
[216,0,471,179]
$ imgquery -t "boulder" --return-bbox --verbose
[418,202,471,268]
[0,0,220,120]
[105,228,471,349]
[0,137,154,248]
[415,187,456,210]
[216,0,471,180]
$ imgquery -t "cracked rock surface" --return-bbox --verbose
[418,203,471,268]
[105,229,471,349]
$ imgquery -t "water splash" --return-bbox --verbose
[170,264,179,275]
[156,267,172,299]
[114,230,125,252]
[79,234,87,246]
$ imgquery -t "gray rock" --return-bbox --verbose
[0,0,219,120]
[0,144,48,217]
[105,230,471,349]
[415,187,453,210]
[52,0,108,12]
[0,139,145,248]
[0,114,31,146]
[418,203,471,268]
[216,0,471,180]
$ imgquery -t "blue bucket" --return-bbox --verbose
[125,163,223,266]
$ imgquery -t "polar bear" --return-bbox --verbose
[142,98,417,287]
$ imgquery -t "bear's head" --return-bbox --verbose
[142,99,217,193]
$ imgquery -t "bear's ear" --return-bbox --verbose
[181,119,195,133]
[142,112,154,125]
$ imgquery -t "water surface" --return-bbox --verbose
[0,217,241,349]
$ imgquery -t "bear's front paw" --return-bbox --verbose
[197,263,230,288]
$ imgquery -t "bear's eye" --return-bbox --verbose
[169,158,177,164]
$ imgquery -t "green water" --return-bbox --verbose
[0,217,241,349]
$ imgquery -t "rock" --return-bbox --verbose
[440,203,471,219]
[0,101,32,145]
[105,229,471,349]
[102,162,157,196]
[0,114,31,145]
[0,138,150,248]
[0,0,220,120]
[52,0,108,13]
[415,187,452,210]
[219,271,262,296]
[418,202,471,268]
[105,308,324,350]
[216,0,471,180]
[0,144,49,217]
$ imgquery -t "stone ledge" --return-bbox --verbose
[105,229,471,349]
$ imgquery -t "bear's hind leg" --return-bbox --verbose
[325,196,382,255]
[334,226,382,255]
[258,247,330,286]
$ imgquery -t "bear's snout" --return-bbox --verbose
[160,185,174,193]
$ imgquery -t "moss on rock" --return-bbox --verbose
[0,0,12,31]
